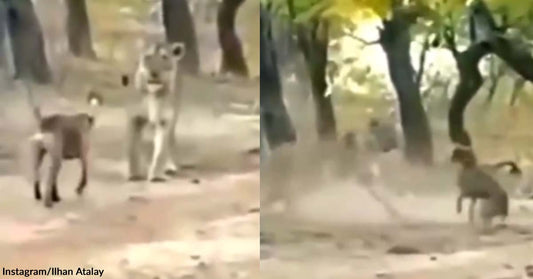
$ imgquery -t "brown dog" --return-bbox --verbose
[451,147,510,230]
[22,82,103,208]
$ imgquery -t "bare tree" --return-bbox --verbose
[378,9,434,164]
[0,0,9,70]
[162,0,200,75]
[217,0,248,77]
[65,0,96,59]
[286,0,337,141]
[5,0,51,83]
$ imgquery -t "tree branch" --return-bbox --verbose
[443,24,459,59]
[286,0,296,20]
[491,36,533,82]
[344,32,380,45]
[486,55,502,103]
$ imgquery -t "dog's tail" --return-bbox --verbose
[491,161,522,175]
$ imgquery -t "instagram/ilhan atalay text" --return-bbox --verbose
[3,267,104,277]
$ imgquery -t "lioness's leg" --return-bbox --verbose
[164,86,181,176]
[164,114,179,176]
[30,137,46,200]
[128,116,146,181]
[147,120,168,182]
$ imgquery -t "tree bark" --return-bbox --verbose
[447,44,488,146]
[5,0,51,83]
[65,0,95,59]
[260,4,296,149]
[446,0,533,147]
[0,1,9,69]
[295,21,337,141]
[217,0,249,77]
[162,0,200,75]
[379,15,433,164]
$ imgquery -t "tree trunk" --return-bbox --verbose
[5,0,51,83]
[379,15,433,164]
[271,15,298,73]
[446,0,533,147]
[162,0,200,75]
[217,0,248,77]
[65,0,95,59]
[260,4,296,149]
[447,45,488,146]
[486,55,502,103]
[0,1,9,69]
[295,21,337,141]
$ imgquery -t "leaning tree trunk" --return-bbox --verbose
[217,0,249,77]
[163,0,200,75]
[65,0,95,59]
[445,0,533,148]
[447,44,488,146]
[260,4,296,149]
[379,15,433,164]
[4,0,51,83]
[295,21,337,141]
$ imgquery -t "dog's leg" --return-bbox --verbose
[44,138,62,208]
[128,116,146,181]
[30,136,46,200]
[147,120,167,182]
[76,134,89,195]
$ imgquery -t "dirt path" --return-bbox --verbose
[0,171,259,279]
[261,173,533,279]
[0,76,259,279]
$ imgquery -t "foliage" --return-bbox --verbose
[264,0,533,31]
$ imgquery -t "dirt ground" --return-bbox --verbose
[0,68,259,279]
[261,131,533,279]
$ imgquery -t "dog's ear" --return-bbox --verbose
[169,42,186,59]
[87,91,103,107]
[121,75,130,87]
